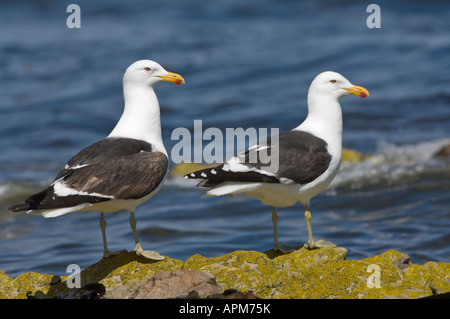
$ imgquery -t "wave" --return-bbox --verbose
[330,138,450,191]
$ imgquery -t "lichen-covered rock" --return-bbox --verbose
[184,248,443,299]
[79,251,184,288]
[105,269,221,299]
[1,248,448,299]
[1,251,184,299]
[361,249,409,266]
[0,272,55,299]
[404,261,450,295]
[273,246,348,270]
[0,271,13,286]
[185,250,280,297]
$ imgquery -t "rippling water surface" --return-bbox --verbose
[0,0,449,278]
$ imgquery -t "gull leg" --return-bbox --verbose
[304,205,315,248]
[272,207,280,251]
[303,205,336,250]
[100,213,126,258]
[129,210,165,260]
[271,207,292,253]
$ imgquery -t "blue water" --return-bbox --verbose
[1,0,449,278]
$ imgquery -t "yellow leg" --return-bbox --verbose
[304,206,315,248]
[303,205,336,250]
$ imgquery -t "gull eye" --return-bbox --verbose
[330,80,337,84]
[144,67,151,71]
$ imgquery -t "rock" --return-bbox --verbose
[1,248,449,299]
[27,283,106,299]
[0,272,55,299]
[362,249,409,265]
[105,269,221,299]
[209,289,259,299]
[0,251,184,299]
[342,148,370,163]
[0,271,13,287]
[433,143,450,158]
[404,261,450,295]
[185,248,447,299]
[392,253,412,270]
[78,250,184,289]
[185,250,279,297]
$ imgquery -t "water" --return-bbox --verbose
[0,0,449,278]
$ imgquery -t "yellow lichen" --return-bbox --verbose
[1,248,448,299]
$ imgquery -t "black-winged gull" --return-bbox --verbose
[9,60,185,260]
[185,71,368,251]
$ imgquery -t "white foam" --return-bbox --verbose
[329,138,450,191]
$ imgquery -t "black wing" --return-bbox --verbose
[61,149,168,200]
[9,138,168,212]
[54,137,153,180]
[185,130,332,187]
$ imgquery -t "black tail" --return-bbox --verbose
[8,202,32,212]
[8,188,50,212]
[184,163,279,186]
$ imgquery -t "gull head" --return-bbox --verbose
[309,71,369,101]
[123,60,185,87]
